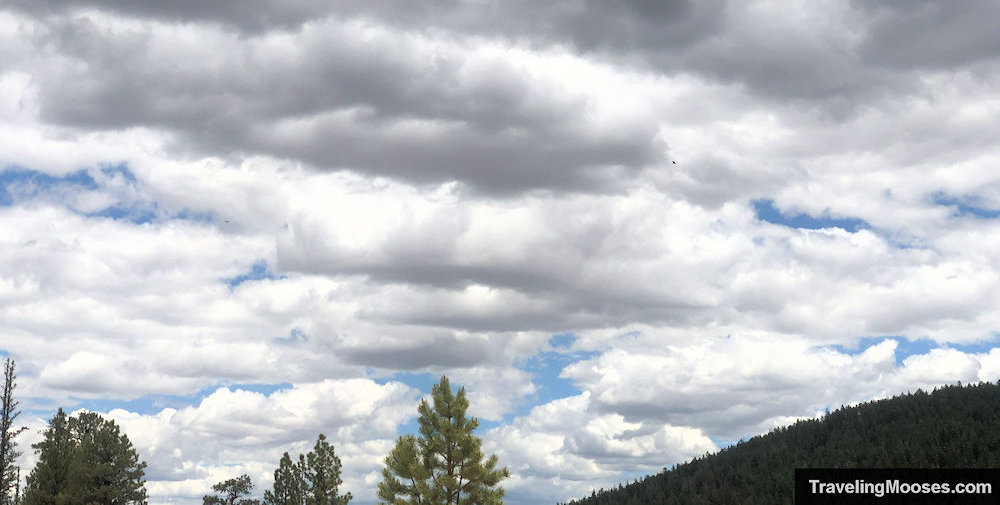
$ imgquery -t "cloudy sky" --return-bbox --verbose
[3,1,1000,503]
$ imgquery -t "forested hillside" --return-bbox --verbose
[566,382,1000,505]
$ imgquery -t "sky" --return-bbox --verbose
[2,1,1000,504]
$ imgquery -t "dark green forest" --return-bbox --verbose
[564,381,1000,505]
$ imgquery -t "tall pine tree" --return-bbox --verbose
[23,409,147,505]
[378,376,509,505]
[264,434,351,505]
[264,453,307,505]
[22,409,74,505]
[1,359,27,505]
[304,434,351,505]
[67,412,148,504]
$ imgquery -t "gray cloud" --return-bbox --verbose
[4,0,334,34]
[6,0,724,47]
[6,1,1000,503]
[13,0,989,111]
[854,0,1000,69]
[14,9,665,194]
[341,333,501,369]
[12,0,988,202]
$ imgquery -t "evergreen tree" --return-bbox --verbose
[377,376,509,505]
[1,359,27,505]
[265,434,351,505]
[264,453,307,505]
[23,409,147,505]
[22,409,73,505]
[378,435,430,505]
[204,474,261,505]
[303,434,351,505]
[564,381,1000,505]
[12,468,19,505]
[67,412,148,505]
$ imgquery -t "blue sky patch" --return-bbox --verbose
[87,204,158,224]
[549,333,577,348]
[98,163,139,184]
[372,371,438,435]
[1,164,154,220]
[225,260,283,288]
[930,337,1000,357]
[54,382,294,417]
[516,348,600,418]
[0,163,217,226]
[69,394,196,416]
[375,370,441,393]
[23,397,67,419]
[829,336,930,366]
[752,198,869,232]
[712,435,747,446]
[1,165,97,205]
[274,327,309,345]
[222,382,294,396]
[397,414,422,436]
[932,192,1000,219]
[827,336,998,366]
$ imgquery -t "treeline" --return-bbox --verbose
[210,375,509,505]
[203,434,351,505]
[565,381,1000,505]
[1,358,147,505]
[0,362,509,505]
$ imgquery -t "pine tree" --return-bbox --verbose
[377,376,509,505]
[22,409,73,505]
[378,434,431,505]
[23,409,147,505]
[265,434,351,505]
[67,412,148,504]
[304,434,351,505]
[1,359,27,505]
[264,453,307,505]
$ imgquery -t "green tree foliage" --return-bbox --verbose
[378,435,431,505]
[378,375,509,505]
[1,359,27,505]
[303,434,351,505]
[564,381,1000,505]
[264,434,351,505]
[22,410,72,505]
[23,409,148,505]
[204,474,261,505]
[264,453,307,505]
[67,412,148,504]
